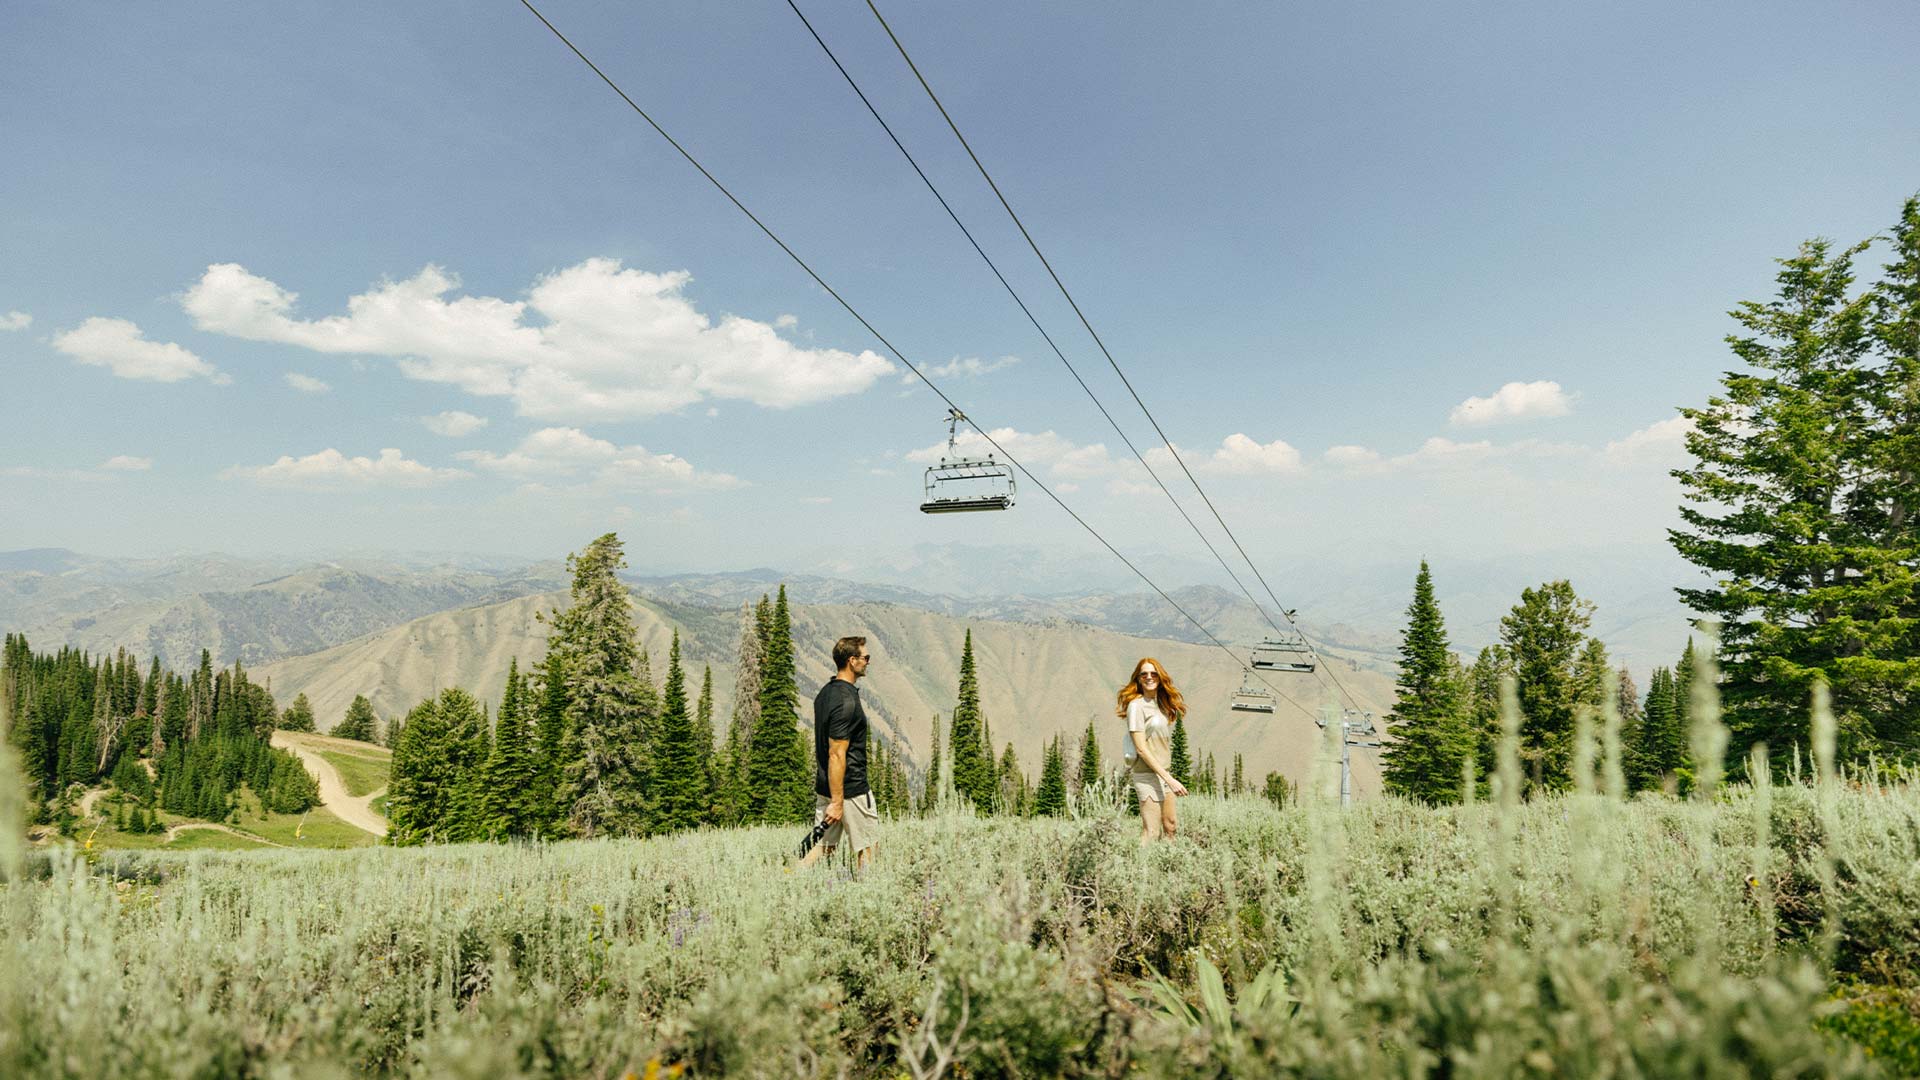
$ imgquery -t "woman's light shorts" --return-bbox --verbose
[1131,770,1171,804]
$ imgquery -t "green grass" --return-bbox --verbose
[370,793,389,818]
[242,805,379,848]
[314,748,390,798]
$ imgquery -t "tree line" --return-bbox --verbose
[384,533,1289,844]
[1385,194,1920,801]
[2,635,318,833]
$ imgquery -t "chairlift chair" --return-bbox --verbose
[919,408,1016,514]
[1229,670,1276,714]
[1249,632,1317,674]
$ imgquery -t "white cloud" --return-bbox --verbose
[457,426,742,493]
[422,410,489,437]
[100,455,152,471]
[1323,444,1383,469]
[1189,433,1305,476]
[226,448,466,489]
[910,355,1022,382]
[284,372,330,393]
[182,259,894,420]
[1448,380,1573,427]
[51,317,220,382]
[1604,415,1694,465]
[0,311,30,331]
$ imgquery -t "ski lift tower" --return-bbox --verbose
[1316,708,1381,808]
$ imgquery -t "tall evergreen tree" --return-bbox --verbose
[652,632,705,832]
[333,694,378,742]
[1614,665,1649,790]
[996,742,1026,816]
[1499,581,1596,792]
[1464,645,1511,788]
[479,661,538,839]
[1672,213,1920,762]
[1381,561,1475,803]
[1231,752,1245,796]
[716,602,762,827]
[947,631,995,811]
[529,653,568,833]
[693,663,716,816]
[1075,718,1101,795]
[1168,717,1191,787]
[919,713,944,815]
[548,533,648,837]
[1032,735,1067,816]
[1639,666,1682,787]
[746,590,808,823]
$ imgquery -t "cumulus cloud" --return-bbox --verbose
[51,317,221,382]
[100,455,152,471]
[1168,433,1306,476]
[910,355,1022,383]
[181,259,894,420]
[226,448,467,489]
[457,426,742,493]
[422,410,489,437]
[1448,380,1572,427]
[284,372,330,393]
[0,311,30,331]
[1604,415,1694,465]
[1323,445,1382,468]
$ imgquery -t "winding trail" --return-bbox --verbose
[166,822,288,848]
[271,731,389,837]
[78,787,109,821]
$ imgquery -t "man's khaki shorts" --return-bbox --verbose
[814,791,879,853]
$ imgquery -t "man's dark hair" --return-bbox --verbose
[833,636,867,671]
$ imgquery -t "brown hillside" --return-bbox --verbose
[256,592,1391,796]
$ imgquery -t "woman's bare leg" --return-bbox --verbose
[1139,797,1164,843]
[1160,793,1178,840]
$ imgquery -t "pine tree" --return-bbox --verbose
[693,663,716,818]
[1035,736,1070,814]
[278,692,316,732]
[652,632,705,832]
[529,653,567,834]
[920,713,944,815]
[388,691,475,845]
[770,587,814,822]
[1075,718,1101,795]
[479,660,538,838]
[1168,716,1191,787]
[548,533,648,837]
[1614,665,1649,790]
[1380,562,1475,803]
[1231,752,1245,796]
[716,602,762,827]
[947,631,995,811]
[996,742,1026,816]
[746,590,808,823]
[1671,222,1920,762]
[1499,580,1596,792]
[333,694,378,742]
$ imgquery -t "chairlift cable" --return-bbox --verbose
[512,0,1315,716]
[861,0,1369,717]
[783,0,1300,668]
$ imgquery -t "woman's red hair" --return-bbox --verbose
[1116,657,1186,721]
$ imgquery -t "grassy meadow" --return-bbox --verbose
[4,713,1920,1078]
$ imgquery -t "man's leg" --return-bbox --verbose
[799,842,836,868]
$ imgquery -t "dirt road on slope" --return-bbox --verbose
[270,731,388,837]
[166,822,287,847]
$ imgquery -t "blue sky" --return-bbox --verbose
[4,0,1918,601]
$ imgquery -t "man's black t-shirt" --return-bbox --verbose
[813,678,870,798]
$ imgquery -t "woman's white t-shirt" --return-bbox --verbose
[1123,697,1172,771]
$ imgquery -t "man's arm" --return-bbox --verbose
[824,738,850,823]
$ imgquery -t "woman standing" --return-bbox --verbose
[1119,657,1188,842]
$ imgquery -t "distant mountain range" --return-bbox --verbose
[0,539,1701,692]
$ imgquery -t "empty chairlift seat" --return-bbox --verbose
[919,409,1016,514]
[1230,671,1276,713]
[1249,632,1317,674]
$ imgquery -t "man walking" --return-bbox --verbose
[801,635,879,871]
